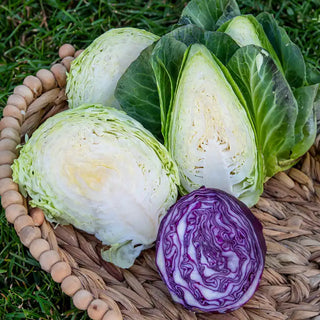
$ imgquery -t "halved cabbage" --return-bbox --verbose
[66,28,159,109]
[12,105,179,268]
[167,44,263,207]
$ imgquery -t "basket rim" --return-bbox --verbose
[1,43,320,320]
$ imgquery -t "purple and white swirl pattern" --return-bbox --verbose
[156,187,266,313]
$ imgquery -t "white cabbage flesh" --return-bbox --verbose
[168,44,259,206]
[66,28,159,109]
[223,16,262,47]
[12,105,179,268]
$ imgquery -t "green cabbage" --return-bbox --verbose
[12,105,179,268]
[66,28,159,109]
[167,44,263,206]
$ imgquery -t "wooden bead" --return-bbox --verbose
[0,178,19,195]
[0,164,13,179]
[23,75,42,97]
[74,49,84,58]
[3,105,24,124]
[0,117,21,132]
[0,127,20,143]
[88,299,109,320]
[39,250,61,272]
[36,69,56,92]
[51,261,71,283]
[14,215,34,233]
[30,207,45,226]
[73,290,93,310]
[102,310,122,320]
[1,189,24,209]
[5,203,28,224]
[59,44,75,59]
[0,138,18,154]
[19,225,41,247]
[61,56,74,71]
[7,94,27,111]
[13,85,34,105]
[61,275,82,296]
[50,63,67,87]
[29,238,50,260]
[0,150,17,165]
[0,149,17,164]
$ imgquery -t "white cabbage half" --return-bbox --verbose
[66,28,159,109]
[168,44,261,206]
[12,105,179,268]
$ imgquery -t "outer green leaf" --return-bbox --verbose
[151,36,188,141]
[115,44,163,141]
[310,85,320,133]
[227,45,315,177]
[168,24,205,45]
[203,31,239,65]
[179,0,240,31]
[306,64,320,85]
[256,12,306,88]
[218,15,283,74]
[291,85,318,158]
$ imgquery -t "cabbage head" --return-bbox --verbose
[66,28,159,109]
[12,105,179,268]
[167,44,263,207]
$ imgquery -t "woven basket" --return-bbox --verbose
[1,44,320,320]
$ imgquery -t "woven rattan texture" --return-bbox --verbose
[1,46,320,320]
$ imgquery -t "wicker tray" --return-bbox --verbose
[1,44,320,320]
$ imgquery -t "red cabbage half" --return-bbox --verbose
[156,187,266,313]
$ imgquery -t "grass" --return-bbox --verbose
[0,0,319,319]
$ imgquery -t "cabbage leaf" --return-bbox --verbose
[227,45,316,177]
[179,0,240,31]
[256,12,306,88]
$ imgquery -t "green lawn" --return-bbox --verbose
[0,0,319,319]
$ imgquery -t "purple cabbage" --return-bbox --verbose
[156,187,266,313]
